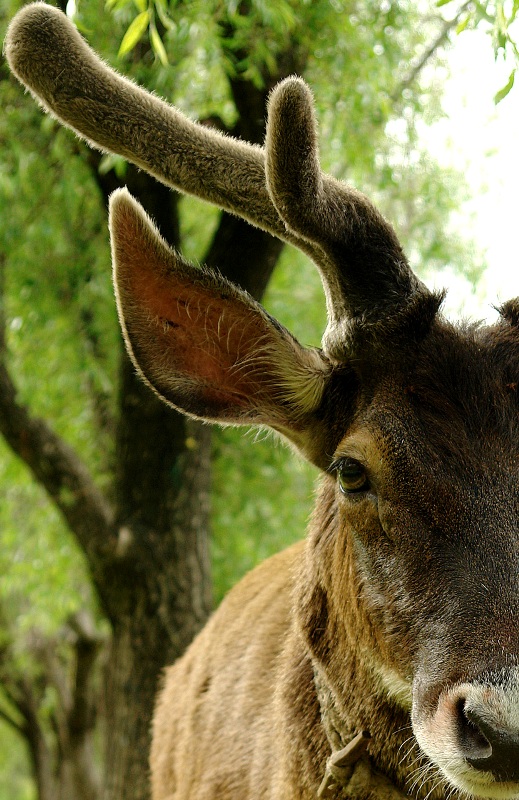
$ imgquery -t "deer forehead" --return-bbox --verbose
[338,324,519,466]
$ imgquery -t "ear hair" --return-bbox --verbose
[499,299,519,328]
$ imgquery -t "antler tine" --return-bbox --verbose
[5,4,321,261]
[265,78,431,350]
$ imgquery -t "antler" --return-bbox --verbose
[4,4,308,251]
[5,3,434,358]
[264,79,432,350]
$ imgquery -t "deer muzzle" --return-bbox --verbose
[413,670,519,798]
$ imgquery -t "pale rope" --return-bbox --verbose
[314,668,410,799]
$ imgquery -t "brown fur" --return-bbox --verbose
[6,7,519,799]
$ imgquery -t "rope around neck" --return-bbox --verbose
[314,668,411,799]
[318,730,371,797]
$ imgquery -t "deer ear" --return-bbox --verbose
[110,189,330,446]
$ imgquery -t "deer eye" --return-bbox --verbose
[334,458,369,495]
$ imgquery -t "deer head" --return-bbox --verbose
[6,5,519,798]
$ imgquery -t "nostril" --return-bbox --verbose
[456,698,492,761]
[458,701,519,782]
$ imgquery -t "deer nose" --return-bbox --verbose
[459,700,519,782]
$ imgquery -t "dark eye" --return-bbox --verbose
[335,458,369,495]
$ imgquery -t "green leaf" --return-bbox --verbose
[118,10,150,58]
[106,0,131,10]
[150,22,169,66]
[494,69,515,103]
[496,0,507,32]
[456,14,470,34]
[73,17,95,35]
[436,0,452,6]
[98,153,128,177]
[154,0,176,30]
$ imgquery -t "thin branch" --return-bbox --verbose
[0,363,116,561]
[0,662,29,738]
[15,680,57,800]
[0,703,27,736]
[36,637,72,749]
[0,678,22,709]
[0,255,116,572]
[0,671,48,754]
[391,1,474,102]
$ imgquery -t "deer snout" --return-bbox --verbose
[413,676,519,797]
[462,702,519,781]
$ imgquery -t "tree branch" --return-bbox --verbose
[0,661,57,800]
[391,1,474,102]
[0,702,26,737]
[0,363,116,562]
[200,24,310,301]
[0,255,116,572]
[67,610,104,736]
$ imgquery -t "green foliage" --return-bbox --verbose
[211,429,318,604]
[0,8,112,636]
[0,721,34,800]
[0,439,94,638]
[118,9,151,57]
[0,14,111,792]
[494,68,515,102]
[439,0,519,102]
[0,79,119,468]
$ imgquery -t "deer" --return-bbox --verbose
[5,5,519,799]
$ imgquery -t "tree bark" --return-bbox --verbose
[21,693,57,800]
[0,619,103,800]
[102,415,212,799]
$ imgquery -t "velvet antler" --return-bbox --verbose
[5,3,433,357]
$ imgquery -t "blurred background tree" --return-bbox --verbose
[0,0,514,798]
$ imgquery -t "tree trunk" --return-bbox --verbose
[57,753,101,800]
[99,352,213,800]
[24,711,56,800]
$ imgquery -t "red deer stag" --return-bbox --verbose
[6,5,519,799]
